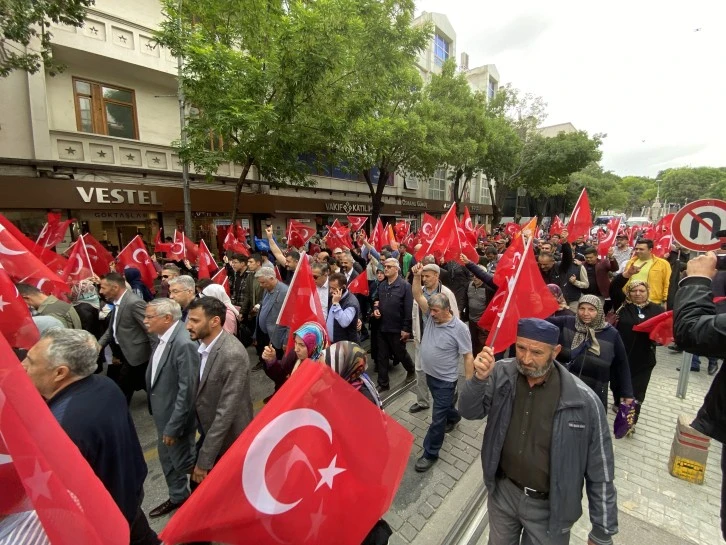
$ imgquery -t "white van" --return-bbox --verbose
[626,216,650,227]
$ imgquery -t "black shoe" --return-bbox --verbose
[404,371,416,383]
[445,420,460,433]
[415,456,438,473]
[409,402,428,413]
[252,361,264,372]
[377,384,390,393]
[149,498,185,518]
[676,367,700,372]
[709,362,719,376]
[667,344,683,353]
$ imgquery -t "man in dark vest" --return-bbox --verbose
[326,272,360,343]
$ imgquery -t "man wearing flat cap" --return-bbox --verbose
[459,318,618,545]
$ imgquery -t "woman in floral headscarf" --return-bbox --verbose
[609,275,665,425]
[262,321,328,394]
[321,341,381,408]
[548,294,634,407]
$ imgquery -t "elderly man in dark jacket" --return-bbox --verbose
[674,252,726,540]
[326,272,360,343]
[459,318,618,545]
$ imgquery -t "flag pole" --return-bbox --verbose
[487,235,533,350]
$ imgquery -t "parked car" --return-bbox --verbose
[626,216,650,227]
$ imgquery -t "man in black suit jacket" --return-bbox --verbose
[143,298,199,518]
[99,272,153,404]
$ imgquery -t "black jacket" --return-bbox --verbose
[539,243,574,292]
[674,276,726,442]
[49,375,147,523]
[375,275,413,334]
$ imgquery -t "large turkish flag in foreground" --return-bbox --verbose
[0,334,129,545]
[160,361,413,545]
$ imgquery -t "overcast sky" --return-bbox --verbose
[415,0,726,177]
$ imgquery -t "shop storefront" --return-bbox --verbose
[0,177,492,253]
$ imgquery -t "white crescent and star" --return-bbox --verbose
[132,248,149,265]
[0,296,8,312]
[0,226,27,256]
[71,254,84,276]
[242,408,345,516]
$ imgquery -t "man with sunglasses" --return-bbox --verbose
[159,264,180,298]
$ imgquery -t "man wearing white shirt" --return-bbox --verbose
[143,298,199,518]
[312,262,330,319]
[186,297,252,487]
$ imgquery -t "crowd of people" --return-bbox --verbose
[9,217,726,545]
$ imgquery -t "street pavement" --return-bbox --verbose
[129,343,724,544]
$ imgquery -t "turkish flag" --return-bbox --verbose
[419,213,439,247]
[549,216,565,237]
[287,220,316,249]
[164,230,186,261]
[479,238,559,353]
[211,266,230,296]
[492,232,525,288]
[0,263,40,348]
[393,220,409,243]
[276,253,326,351]
[566,188,592,242]
[196,239,219,279]
[461,207,478,245]
[61,236,94,284]
[504,222,521,238]
[159,361,413,545]
[632,311,673,346]
[153,228,173,254]
[655,214,674,239]
[81,234,114,276]
[35,213,75,250]
[0,221,69,296]
[347,216,368,232]
[597,218,621,259]
[369,218,387,252]
[415,204,459,261]
[0,333,130,545]
[476,224,488,240]
[116,235,157,290]
[223,225,250,257]
[347,272,369,296]
[182,232,199,263]
[0,214,68,279]
[325,221,353,250]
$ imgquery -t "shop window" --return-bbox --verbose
[73,78,139,140]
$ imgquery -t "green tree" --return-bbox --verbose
[659,167,726,206]
[618,175,656,215]
[569,163,624,214]
[0,0,93,77]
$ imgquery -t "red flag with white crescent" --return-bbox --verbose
[0,333,130,544]
[116,235,157,291]
[461,207,478,245]
[196,239,219,279]
[549,216,564,237]
[211,267,230,296]
[159,361,413,545]
[287,220,316,249]
[597,218,621,259]
[35,212,75,251]
[346,216,368,232]
[0,214,68,282]
[419,213,439,246]
[346,272,369,296]
[61,236,94,284]
[81,234,114,276]
[0,263,40,348]
[566,188,593,242]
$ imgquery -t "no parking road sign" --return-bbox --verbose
[672,199,726,252]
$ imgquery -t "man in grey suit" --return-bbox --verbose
[254,266,290,360]
[186,297,252,485]
[143,298,199,518]
[99,272,153,404]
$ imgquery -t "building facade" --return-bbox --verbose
[0,1,492,254]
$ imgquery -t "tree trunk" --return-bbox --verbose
[230,159,253,226]
[367,166,388,228]
[452,169,463,214]
[488,179,507,226]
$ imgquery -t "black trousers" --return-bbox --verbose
[376,331,414,388]
[130,493,161,545]
[107,343,148,405]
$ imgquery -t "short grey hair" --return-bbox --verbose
[311,262,329,275]
[168,275,195,292]
[421,255,436,265]
[383,258,399,269]
[428,293,451,311]
[147,298,182,322]
[255,267,276,279]
[41,328,98,377]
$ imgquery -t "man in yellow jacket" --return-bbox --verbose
[622,238,672,307]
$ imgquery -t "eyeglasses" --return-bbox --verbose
[143,314,160,320]
[169,289,191,295]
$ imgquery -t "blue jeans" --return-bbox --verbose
[423,374,460,459]
[692,354,717,369]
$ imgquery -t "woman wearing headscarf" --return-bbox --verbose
[319,341,392,545]
[548,294,634,407]
[123,267,153,302]
[262,321,328,394]
[201,284,238,336]
[71,279,103,338]
[546,284,575,317]
[609,275,665,427]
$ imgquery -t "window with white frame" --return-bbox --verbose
[487,77,497,101]
[480,177,493,204]
[428,169,447,200]
[434,34,450,66]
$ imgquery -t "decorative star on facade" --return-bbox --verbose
[97,150,106,158]
[118,35,127,43]
[89,26,98,35]
[65,147,76,155]
[152,156,160,163]
[126,154,135,161]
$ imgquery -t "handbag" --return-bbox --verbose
[613,401,638,439]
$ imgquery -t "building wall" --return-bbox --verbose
[0,70,35,160]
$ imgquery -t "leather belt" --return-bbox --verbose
[507,476,549,500]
